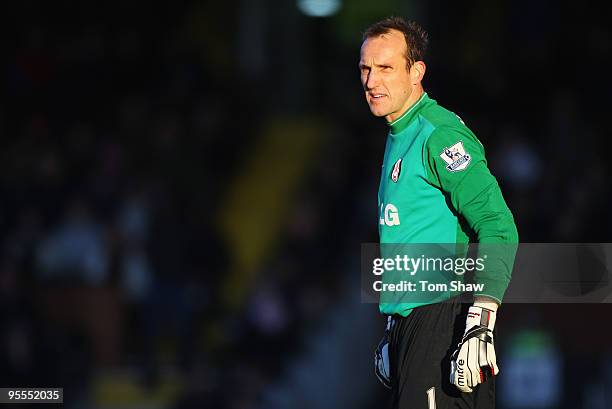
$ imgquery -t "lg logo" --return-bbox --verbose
[379,203,400,226]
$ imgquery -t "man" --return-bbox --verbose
[360,17,519,408]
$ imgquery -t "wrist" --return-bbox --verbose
[466,305,496,332]
[473,296,499,312]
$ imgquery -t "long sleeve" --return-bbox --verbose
[424,125,519,303]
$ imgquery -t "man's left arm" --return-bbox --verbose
[424,125,518,392]
[424,125,519,303]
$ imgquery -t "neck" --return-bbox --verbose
[385,87,424,123]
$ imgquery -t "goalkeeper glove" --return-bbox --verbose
[450,306,499,392]
[374,316,393,389]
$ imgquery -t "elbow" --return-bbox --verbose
[475,212,519,243]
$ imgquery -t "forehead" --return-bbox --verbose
[360,29,407,62]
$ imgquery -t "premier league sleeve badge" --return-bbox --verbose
[439,141,471,172]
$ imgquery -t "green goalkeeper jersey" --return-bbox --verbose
[378,92,518,316]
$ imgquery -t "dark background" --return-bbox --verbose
[1,0,611,408]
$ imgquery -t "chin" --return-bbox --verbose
[368,105,389,118]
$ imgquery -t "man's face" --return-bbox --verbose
[359,29,414,121]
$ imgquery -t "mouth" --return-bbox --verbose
[368,93,387,103]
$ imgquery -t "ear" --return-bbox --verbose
[411,61,426,84]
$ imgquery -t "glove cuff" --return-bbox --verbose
[465,306,496,332]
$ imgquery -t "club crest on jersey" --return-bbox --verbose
[391,158,402,182]
[440,141,471,172]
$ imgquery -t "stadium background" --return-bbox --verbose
[1,0,611,408]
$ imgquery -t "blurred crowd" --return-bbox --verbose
[1,1,611,408]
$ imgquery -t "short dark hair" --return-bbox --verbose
[362,16,429,68]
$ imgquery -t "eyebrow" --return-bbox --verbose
[359,62,392,69]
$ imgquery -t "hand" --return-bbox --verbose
[374,317,393,389]
[450,306,498,392]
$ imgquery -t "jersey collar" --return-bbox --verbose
[387,92,428,135]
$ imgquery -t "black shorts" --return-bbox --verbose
[387,296,495,409]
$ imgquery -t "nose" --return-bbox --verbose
[364,70,379,91]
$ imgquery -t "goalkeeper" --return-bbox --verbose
[360,17,519,409]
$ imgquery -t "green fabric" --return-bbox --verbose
[378,93,518,316]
